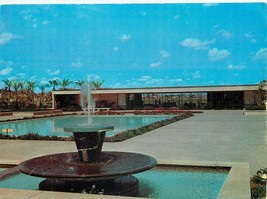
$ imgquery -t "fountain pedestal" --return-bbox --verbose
[18,124,157,196]
[64,125,113,162]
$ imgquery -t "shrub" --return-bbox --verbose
[251,168,267,199]
[18,133,40,140]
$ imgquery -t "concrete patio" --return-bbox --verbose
[0,110,265,198]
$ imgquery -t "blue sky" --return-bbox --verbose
[0,3,266,90]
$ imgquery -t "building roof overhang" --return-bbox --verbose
[52,84,260,95]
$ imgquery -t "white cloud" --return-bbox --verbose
[40,79,49,84]
[124,76,163,87]
[145,79,162,84]
[139,76,152,81]
[30,76,37,80]
[227,64,245,70]
[114,46,119,51]
[254,48,267,62]
[168,78,183,83]
[17,73,26,78]
[0,59,14,67]
[87,74,101,81]
[21,11,49,28]
[203,3,219,7]
[120,34,131,42]
[180,38,215,50]
[218,29,231,39]
[150,61,161,67]
[0,32,20,45]
[208,48,230,61]
[47,69,60,75]
[244,33,257,43]
[0,67,13,75]
[114,75,185,88]
[160,50,170,58]
[22,13,37,24]
[71,61,83,68]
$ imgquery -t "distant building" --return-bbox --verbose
[52,84,265,110]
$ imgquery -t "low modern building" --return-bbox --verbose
[52,84,265,110]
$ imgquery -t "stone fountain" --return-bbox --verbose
[18,81,157,196]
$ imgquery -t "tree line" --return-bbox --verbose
[0,78,104,111]
[1,79,105,92]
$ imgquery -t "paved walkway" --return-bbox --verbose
[104,110,267,175]
[0,110,266,175]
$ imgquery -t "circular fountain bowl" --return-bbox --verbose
[19,151,157,196]
[64,125,114,133]
[19,151,157,181]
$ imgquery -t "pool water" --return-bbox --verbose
[136,166,228,198]
[0,166,228,199]
[0,115,172,137]
[0,172,42,190]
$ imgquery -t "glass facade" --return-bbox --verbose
[126,92,208,109]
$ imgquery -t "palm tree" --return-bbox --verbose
[38,83,49,108]
[11,80,22,110]
[60,79,73,90]
[91,80,104,89]
[26,81,36,105]
[75,80,85,89]
[2,79,13,92]
[18,79,25,92]
[49,79,59,91]
[39,83,49,95]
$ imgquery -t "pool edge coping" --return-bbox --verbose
[0,159,250,199]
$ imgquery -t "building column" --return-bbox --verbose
[52,93,55,109]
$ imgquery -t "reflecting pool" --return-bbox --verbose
[0,115,173,137]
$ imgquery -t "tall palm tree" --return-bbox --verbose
[60,79,73,90]
[39,83,49,95]
[91,80,104,89]
[75,80,85,89]
[49,79,59,91]
[11,80,20,93]
[18,79,25,92]
[11,80,22,110]
[2,79,13,92]
[26,81,36,105]
[38,83,49,108]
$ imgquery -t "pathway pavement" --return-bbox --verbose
[0,110,266,176]
[103,110,267,175]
